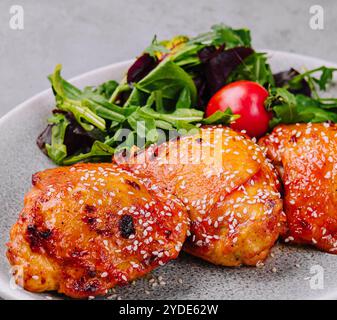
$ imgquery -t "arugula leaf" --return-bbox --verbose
[227,52,274,86]
[295,94,337,110]
[136,59,198,105]
[174,120,199,132]
[267,88,337,128]
[297,104,337,122]
[161,108,204,123]
[49,65,129,132]
[124,87,148,107]
[60,101,106,132]
[81,89,126,122]
[45,113,70,165]
[171,44,202,68]
[316,67,335,90]
[94,80,119,99]
[144,35,170,58]
[289,66,337,92]
[62,141,115,165]
[189,24,251,48]
[153,90,165,113]
[108,80,130,103]
[316,98,337,109]
[202,108,240,125]
[127,109,158,143]
[266,88,299,125]
[49,65,106,131]
[176,87,192,109]
[211,24,251,47]
[137,107,204,124]
[279,66,337,100]
[154,119,175,130]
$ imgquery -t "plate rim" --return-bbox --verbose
[1,50,337,300]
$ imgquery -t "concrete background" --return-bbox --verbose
[0,0,336,117]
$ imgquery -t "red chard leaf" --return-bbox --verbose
[199,46,254,95]
[127,53,158,84]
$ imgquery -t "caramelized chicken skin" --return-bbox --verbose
[259,123,337,253]
[7,164,188,298]
[119,126,283,266]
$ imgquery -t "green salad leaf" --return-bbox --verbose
[144,35,171,57]
[136,59,198,105]
[267,88,337,127]
[288,66,337,93]
[202,108,240,125]
[45,113,70,165]
[49,65,126,131]
[189,24,251,48]
[94,80,119,99]
[38,25,337,166]
[63,141,115,165]
[227,52,275,86]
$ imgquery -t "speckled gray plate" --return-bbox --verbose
[1,51,337,300]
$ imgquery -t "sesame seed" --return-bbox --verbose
[324,171,331,179]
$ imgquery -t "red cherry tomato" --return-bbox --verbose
[206,80,272,138]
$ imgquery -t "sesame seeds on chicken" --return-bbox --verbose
[7,126,286,298]
[259,123,337,253]
[120,126,283,266]
[6,163,189,298]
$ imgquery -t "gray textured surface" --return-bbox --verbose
[0,0,336,117]
[1,52,337,300]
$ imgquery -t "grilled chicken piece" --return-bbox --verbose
[259,123,337,253]
[7,164,188,298]
[119,126,283,266]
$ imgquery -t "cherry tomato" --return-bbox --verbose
[206,80,272,138]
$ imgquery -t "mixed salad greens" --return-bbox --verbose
[37,24,337,165]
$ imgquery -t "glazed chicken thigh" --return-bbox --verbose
[259,123,337,253]
[7,164,188,298]
[7,126,284,299]
[119,126,283,266]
